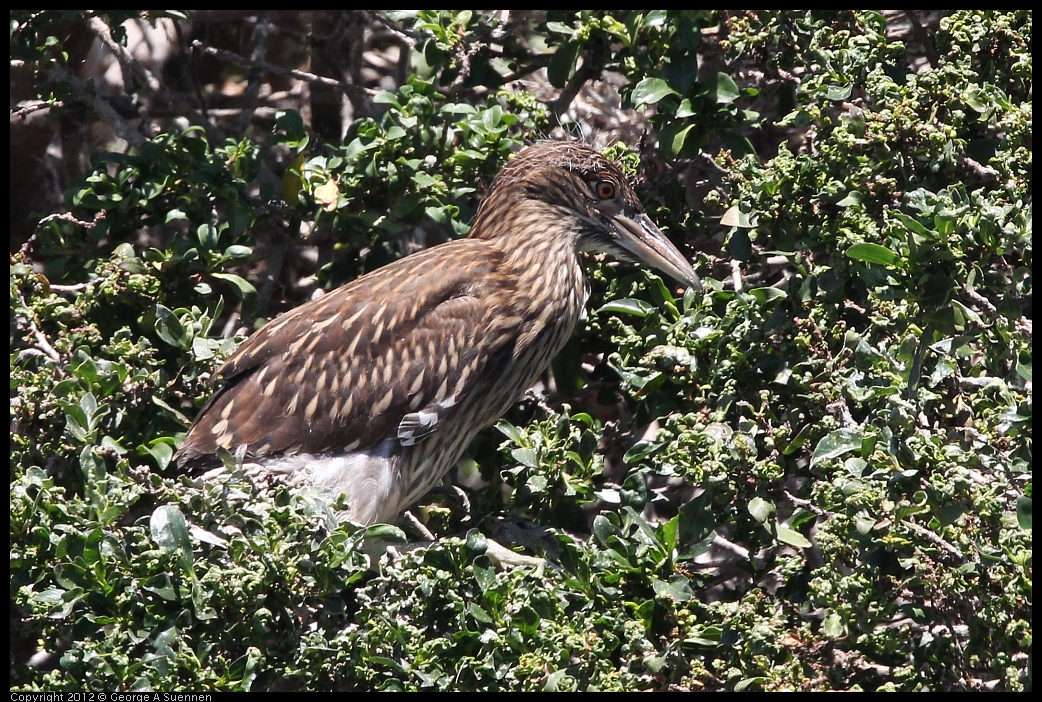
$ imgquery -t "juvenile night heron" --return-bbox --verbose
[175,141,701,525]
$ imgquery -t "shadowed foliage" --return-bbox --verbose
[11,11,1030,691]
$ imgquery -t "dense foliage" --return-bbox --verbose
[11,10,1031,691]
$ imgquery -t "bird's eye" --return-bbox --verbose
[594,180,616,200]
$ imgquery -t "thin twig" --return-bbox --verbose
[729,259,743,292]
[963,286,998,316]
[783,490,835,518]
[1014,316,1031,341]
[232,12,271,135]
[903,11,940,69]
[50,63,144,147]
[11,100,58,120]
[49,282,93,293]
[87,15,162,94]
[402,510,436,541]
[192,40,376,99]
[22,211,106,258]
[497,54,553,84]
[366,11,423,43]
[904,521,967,563]
[960,155,1000,180]
[826,397,858,428]
[172,18,211,122]
[448,41,484,95]
[88,17,217,139]
[550,60,602,117]
[15,292,62,363]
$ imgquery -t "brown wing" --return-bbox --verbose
[175,238,521,467]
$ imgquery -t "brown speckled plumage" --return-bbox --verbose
[175,141,700,524]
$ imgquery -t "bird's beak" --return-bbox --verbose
[608,209,702,291]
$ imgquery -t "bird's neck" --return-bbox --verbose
[493,201,590,346]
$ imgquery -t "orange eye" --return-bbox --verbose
[595,180,616,200]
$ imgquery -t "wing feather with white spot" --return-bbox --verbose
[175,239,523,467]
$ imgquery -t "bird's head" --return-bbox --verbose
[472,141,702,291]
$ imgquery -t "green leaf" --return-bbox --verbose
[225,198,252,238]
[776,523,812,548]
[155,304,187,349]
[142,438,175,470]
[720,205,757,228]
[516,606,541,636]
[728,228,752,260]
[668,123,695,156]
[495,420,524,444]
[825,84,852,101]
[211,273,258,315]
[950,299,983,327]
[822,610,846,638]
[224,244,253,259]
[631,77,678,107]
[547,40,580,89]
[592,514,619,545]
[677,491,715,552]
[747,496,774,523]
[1016,496,1031,530]
[783,424,815,455]
[963,87,990,113]
[152,395,192,426]
[472,561,497,594]
[891,210,932,237]
[683,625,722,647]
[652,575,694,602]
[511,447,538,468]
[597,298,655,317]
[836,191,864,207]
[747,287,788,304]
[543,669,572,692]
[846,242,898,266]
[196,223,219,249]
[545,20,574,35]
[623,439,663,463]
[708,72,740,104]
[810,428,867,468]
[150,505,192,554]
[644,10,668,26]
[372,91,401,106]
[465,529,488,558]
[274,109,307,146]
[735,677,767,692]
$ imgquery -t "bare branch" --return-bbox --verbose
[192,40,376,100]
[87,15,162,94]
[50,63,144,147]
[904,521,967,563]
[232,12,272,135]
[15,292,62,363]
